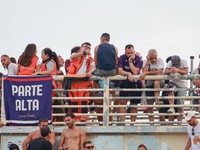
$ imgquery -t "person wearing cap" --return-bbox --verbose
[164,55,188,121]
[185,111,200,150]
[139,49,165,124]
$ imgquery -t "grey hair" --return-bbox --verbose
[148,49,157,55]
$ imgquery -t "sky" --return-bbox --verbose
[0,0,200,74]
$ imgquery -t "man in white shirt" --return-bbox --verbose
[139,49,165,123]
[67,42,95,122]
[185,111,200,150]
[1,54,17,75]
[164,55,188,121]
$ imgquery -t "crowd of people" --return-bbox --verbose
[0,33,200,125]
[0,32,200,149]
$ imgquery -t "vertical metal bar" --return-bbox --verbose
[190,56,194,111]
[103,77,109,126]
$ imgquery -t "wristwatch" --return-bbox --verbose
[129,60,132,63]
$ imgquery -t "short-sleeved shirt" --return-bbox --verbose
[142,57,164,86]
[142,57,164,72]
[187,121,200,149]
[8,63,17,75]
[193,68,200,75]
[70,53,95,75]
[118,54,143,83]
[27,137,52,150]
[166,59,188,87]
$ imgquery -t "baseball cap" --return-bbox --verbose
[185,111,195,121]
[171,55,180,68]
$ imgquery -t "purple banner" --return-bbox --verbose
[3,75,52,125]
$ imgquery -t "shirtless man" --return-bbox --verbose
[58,113,86,150]
[22,118,55,150]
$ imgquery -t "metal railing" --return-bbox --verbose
[51,73,200,126]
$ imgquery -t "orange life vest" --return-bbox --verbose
[68,56,94,75]
[41,59,57,122]
[18,56,38,75]
[41,59,57,75]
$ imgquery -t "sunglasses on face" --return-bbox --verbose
[85,146,94,149]
[192,128,194,136]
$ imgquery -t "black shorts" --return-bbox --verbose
[120,80,142,104]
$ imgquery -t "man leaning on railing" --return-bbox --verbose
[139,49,165,124]
[164,55,188,122]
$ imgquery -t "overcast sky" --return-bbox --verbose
[1,0,200,74]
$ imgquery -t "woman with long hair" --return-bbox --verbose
[17,44,40,75]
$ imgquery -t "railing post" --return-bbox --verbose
[103,77,109,126]
[190,56,194,110]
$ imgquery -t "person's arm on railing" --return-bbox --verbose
[118,68,135,82]
[139,68,163,80]
[184,137,191,150]
[171,67,188,75]
[164,68,171,75]
[86,65,95,79]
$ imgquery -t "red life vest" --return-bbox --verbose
[18,56,38,75]
[67,56,94,75]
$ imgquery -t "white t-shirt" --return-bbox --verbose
[70,53,95,75]
[187,121,200,150]
[142,57,164,73]
[166,59,188,87]
[193,68,199,75]
[142,58,164,86]
[8,63,17,75]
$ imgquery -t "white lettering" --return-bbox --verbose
[18,85,24,96]
[31,85,37,96]
[21,100,27,111]
[27,100,32,110]
[12,85,18,96]
[32,99,39,110]
[15,100,21,111]
[15,99,39,111]
[37,85,43,96]
[25,86,31,96]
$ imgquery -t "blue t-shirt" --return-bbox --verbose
[97,43,116,70]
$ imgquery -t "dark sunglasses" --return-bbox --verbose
[85,146,94,149]
[192,128,194,136]
[40,118,48,122]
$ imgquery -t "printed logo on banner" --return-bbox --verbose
[3,76,52,125]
